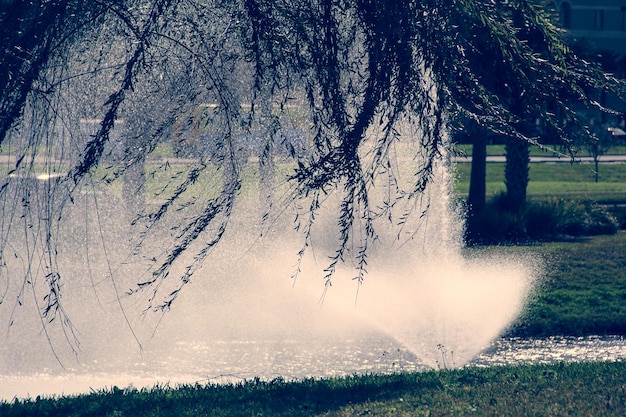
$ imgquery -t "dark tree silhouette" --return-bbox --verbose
[0,0,623,342]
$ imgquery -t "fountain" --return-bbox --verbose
[0,136,542,400]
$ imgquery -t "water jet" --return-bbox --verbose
[0,147,545,400]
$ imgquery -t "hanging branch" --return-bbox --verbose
[67,0,175,188]
[1,0,625,327]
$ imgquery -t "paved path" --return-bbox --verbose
[2,153,626,167]
[452,154,626,163]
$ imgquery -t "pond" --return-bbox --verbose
[1,334,624,401]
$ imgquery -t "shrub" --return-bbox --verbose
[465,195,619,245]
[543,198,618,236]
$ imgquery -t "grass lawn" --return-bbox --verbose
[2,362,625,416]
[509,232,626,337]
[451,143,626,203]
[452,161,626,202]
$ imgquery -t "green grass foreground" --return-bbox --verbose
[2,362,625,416]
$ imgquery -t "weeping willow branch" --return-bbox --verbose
[150,180,239,312]
[1,0,625,337]
[67,0,175,188]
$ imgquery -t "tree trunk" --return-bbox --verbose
[463,120,488,244]
[504,137,529,212]
[467,131,487,214]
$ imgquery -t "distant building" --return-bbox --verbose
[549,0,626,56]
[548,1,626,135]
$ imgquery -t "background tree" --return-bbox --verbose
[0,0,623,340]
[573,44,626,183]
[452,116,489,243]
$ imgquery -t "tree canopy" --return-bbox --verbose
[0,0,622,339]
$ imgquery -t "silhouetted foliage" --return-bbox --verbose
[0,0,623,339]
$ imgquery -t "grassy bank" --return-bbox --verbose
[508,232,626,337]
[3,361,625,416]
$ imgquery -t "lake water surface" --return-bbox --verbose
[1,335,624,401]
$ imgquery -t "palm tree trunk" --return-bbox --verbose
[504,137,529,212]
[468,132,487,214]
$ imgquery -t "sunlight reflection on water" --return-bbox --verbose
[470,336,626,367]
[1,335,625,400]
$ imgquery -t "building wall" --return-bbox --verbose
[551,0,626,56]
